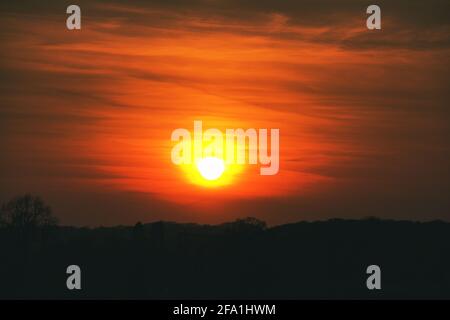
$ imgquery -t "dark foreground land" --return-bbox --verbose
[1,217,449,299]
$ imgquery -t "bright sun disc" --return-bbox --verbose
[197,157,225,181]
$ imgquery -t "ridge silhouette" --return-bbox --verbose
[1,213,449,299]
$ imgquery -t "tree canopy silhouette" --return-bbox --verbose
[0,194,58,229]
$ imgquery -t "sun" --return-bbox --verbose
[196,157,225,181]
[176,150,244,188]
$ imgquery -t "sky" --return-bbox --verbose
[0,0,449,226]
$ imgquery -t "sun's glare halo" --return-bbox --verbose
[197,157,225,181]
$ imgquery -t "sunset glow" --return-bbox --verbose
[1,0,449,302]
[0,1,449,226]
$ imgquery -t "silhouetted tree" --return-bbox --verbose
[132,221,145,241]
[225,217,267,233]
[238,217,267,230]
[0,194,58,230]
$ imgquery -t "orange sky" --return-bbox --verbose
[0,1,449,226]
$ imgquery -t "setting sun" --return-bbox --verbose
[177,153,244,189]
[197,157,225,181]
